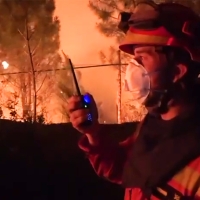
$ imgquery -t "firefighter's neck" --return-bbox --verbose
[161,99,194,120]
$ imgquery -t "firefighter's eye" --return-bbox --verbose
[135,56,144,65]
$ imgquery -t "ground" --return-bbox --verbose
[0,120,137,200]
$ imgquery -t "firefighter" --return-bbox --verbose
[68,1,200,199]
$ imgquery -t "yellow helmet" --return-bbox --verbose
[118,1,200,63]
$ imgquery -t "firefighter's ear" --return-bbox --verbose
[173,64,187,82]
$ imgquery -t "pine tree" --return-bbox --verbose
[89,0,136,43]
[89,0,199,41]
[0,0,61,122]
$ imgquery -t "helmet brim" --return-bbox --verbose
[119,27,200,63]
[119,29,170,55]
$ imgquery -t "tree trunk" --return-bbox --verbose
[20,74,28,118]
[117,50,122,124]
[25,18,37,123]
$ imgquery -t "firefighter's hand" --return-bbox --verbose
[67,93,100,134]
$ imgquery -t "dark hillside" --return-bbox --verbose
[0,120,137,200]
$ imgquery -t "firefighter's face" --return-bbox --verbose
[132,45,188,109]
[133,46,170,90]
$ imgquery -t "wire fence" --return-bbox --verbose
[0,61,146,124]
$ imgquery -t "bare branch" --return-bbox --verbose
[28,31,34,40]
[36,79,53,107]
[36,74,47,94]
[31,39,41,56]
[23,49,29,55]
[17,29,26,40]
[4,75,20,88]
[25,17,37,122]
[35,59,51,77]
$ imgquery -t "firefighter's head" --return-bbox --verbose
[118,1,200,114]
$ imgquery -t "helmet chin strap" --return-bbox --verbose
[144,89,171,115]
[152,89,172,114]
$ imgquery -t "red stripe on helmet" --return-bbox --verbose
[129,26,172,37]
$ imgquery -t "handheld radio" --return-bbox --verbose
[62,51,93,126]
